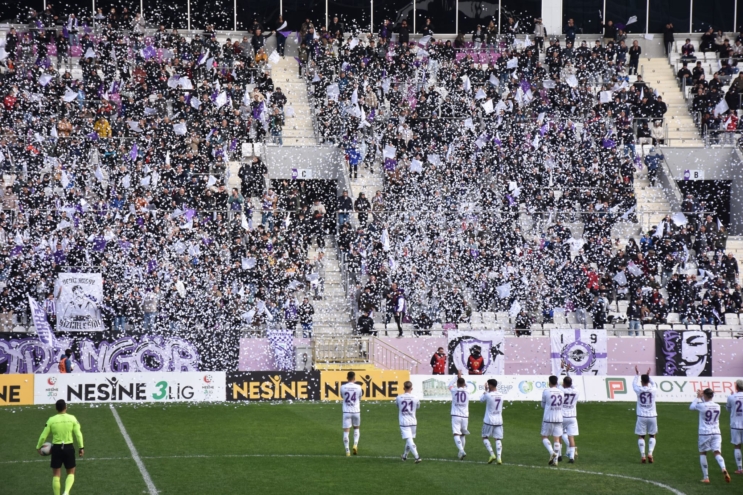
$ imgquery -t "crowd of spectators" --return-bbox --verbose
[302,25,742,334]
[0,11,323,355]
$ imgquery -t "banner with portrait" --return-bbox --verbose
[655,329,712,377]
[56,273,105,332]
[550,329,608,375]
[447,330,505,375]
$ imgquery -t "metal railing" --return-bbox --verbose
[312,335,369,365]
[368,337,421,373]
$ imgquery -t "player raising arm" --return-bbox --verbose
[396,381,422,463]
[340,371,363,456]
[725,378,743,474]
[480,378,504,465]
[691,388,731,483]
[451,369,470,460]
[36,399,84,495]
[541,375,564,466]
[559,362,580,464]
[633,366,658,464]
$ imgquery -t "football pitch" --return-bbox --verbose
[1,401,739,495]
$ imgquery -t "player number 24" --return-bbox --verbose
[344,392,356,406]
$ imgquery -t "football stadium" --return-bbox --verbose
[1,1,743,493]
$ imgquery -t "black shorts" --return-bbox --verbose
[50,444,76,470]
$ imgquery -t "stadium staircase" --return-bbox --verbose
[640,57,704,146]
[268,57,317,147]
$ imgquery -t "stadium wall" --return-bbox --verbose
[237,336,743,376]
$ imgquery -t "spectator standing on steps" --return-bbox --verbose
[644,148,664,187]
[299,297,315,337]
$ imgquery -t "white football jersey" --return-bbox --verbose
[541,387,564,423]
[560,385,580,418]
[340,382,363,414]
[451,386,470,417]
[633,376,657,418]
[691,399,722,435]
[396,393,420,427]
[480,391,504,426]
[726,392,743,430]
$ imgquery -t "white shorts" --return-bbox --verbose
[400,426,417,440]
[343,413,361,429]
[562,417,579,437]
[451,416,470,435]
[698,435,722,453]
[482,424,503,439]
[635,417,658,436]
[732,429,743,445]
[541,422,563,437]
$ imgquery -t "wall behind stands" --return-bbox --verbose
[264,145,344,181]
[662,148,743,234]
[239,336,743,376]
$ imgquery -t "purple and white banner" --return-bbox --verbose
[28,295,55,346]
[550,329,608,376]
[447,330,505,375]
[56,273,105,332]
[266,329,295,372]
[0,334,200,374]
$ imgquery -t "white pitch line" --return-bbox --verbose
[109,405,159,495]
[3,451,686,495]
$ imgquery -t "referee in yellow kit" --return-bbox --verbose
[36,399,84,495]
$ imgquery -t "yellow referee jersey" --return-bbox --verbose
[36,413,84,449]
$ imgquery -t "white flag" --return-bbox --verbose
[496,282,511,298]
[268,50,281,64]
[122,174,131,189]
[173,123,187,135]
[83,47,96,58]
[626,15,638,26]
[714,98,729,116]
[481,100,494,114]
[215,91,228,109]
[613,271,628,286]
[39,74,53,86]
[475,88,487,100]
[410,159,423,173]
[506,58,518,69]
[383,145,397,158]
[63,87,78,102]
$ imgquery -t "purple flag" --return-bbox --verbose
[278,30,293,37]
[506,194,516,206]
[147,259,158,273]
[229,138,238,151]
[520,79,531,93]
[93,237,107,252]
[129,142,138,161]
[87,132,99,141]
[142,45,156,59]
[184,208,196,221]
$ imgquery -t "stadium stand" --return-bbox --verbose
[1,7,743,369]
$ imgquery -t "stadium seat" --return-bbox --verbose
[554,316,567,325]
[666,313,680,324]
[725,313,740,325]
[542,323,557,330]
[686,324,702,331]
[656,324,672,331]
[617,301,629,315]
[566,313,578,325]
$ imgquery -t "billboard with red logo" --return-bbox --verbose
[34,372,225,404]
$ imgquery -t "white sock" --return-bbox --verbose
[461,436,466,449]
[648,437,656,455]
[715,454,727,471]
[496,439,502,458]
[568,447,575,459]
[554,442,561,456]
[735,449,742,470]
[638,438,646,456]
[454,436,463,452]
[403,443,409,457]
[406,438,419,459]
[343,431,349,450]
[700,454,709,479]
[483,438,494,456]
[353,429,359,446]
[561,434,569,454]
[542,438,554,456]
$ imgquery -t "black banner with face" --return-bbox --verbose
[655,329,712,377]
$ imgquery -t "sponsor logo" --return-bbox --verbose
[227,372,321,401]
[321,371,409,401]
[47,377,57,386]
[67,377,148,402]
[0,375,35,406]
[518,381,533,394]
[204,374,213,384]
[152,380,195,400]
[605,378,627,399]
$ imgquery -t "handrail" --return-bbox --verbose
[312,335,369,365]
[368,337,421,374]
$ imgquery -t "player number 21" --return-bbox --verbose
[401,401,414,413]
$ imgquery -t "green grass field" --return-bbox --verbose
[1,401,740,495]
